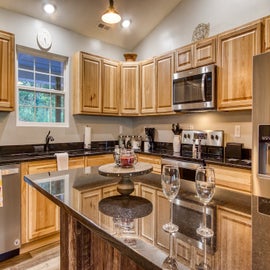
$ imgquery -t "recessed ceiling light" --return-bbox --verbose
[121,19,131,28]
[43,3,56,14]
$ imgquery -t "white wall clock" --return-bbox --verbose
[37,28,52,50]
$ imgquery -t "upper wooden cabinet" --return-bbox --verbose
[217,21,261,111]
[102,59,120,114]
[0,30,15,111]
[140,58,156,114]
[263,16,270,52]
[120,62,140,115]
[175,37,216,72]
[73,52,102,114]
[155,52,174,113]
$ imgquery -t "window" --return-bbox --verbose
[16,46,69,127]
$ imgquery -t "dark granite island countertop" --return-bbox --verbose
[24,164,251,270]
[24,165,191,270]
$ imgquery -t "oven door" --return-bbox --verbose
[161,158,202,182]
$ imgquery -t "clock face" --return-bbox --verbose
[37,29,52,50]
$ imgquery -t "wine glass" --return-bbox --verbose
[161,165,180,233]
[195,166,215,238]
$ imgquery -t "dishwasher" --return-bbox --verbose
[0,163,21,261]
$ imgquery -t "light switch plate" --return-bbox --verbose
[234,125,241,137]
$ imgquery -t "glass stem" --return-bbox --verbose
[203,204,207,228]
[203,237,207,268]
[170,201,173,224]
[169,233,174,258]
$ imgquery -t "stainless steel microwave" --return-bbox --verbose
[173,64,216,111]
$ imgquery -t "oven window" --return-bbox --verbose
[173,72,212,104]
[179,168,196,181]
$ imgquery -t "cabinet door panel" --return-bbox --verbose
[263,16,270,52]
[82,54,102,112]
[175,45,193,72]
[102,59,120,114]
[141,59,156,114]
[217,208,251,270]
[156,53,174,113]
[0,31,14,111]
[194,37,216,67]
[218,22,261,110]
[120,63,140,115]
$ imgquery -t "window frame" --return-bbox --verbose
[16,45,69,127]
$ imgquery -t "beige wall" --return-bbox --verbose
[133,111,252,148]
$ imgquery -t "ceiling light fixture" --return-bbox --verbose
[43,3,56,15]
[121,19,131,28]
[101,0,121,24]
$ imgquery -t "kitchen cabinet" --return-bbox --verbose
[155,52,174,113]
[156,190,170,250]
[140,58,156,114]
[176,239,215,270]
[0,30,15,111]
[21,157,85,250]
[139,184,156,243]
[78,187,102,224]
[217,21,261,110]
[120,62,140,115]
[100,184,118,231]
[137,153,161,174]
[216,207,251,270]
[73,52,102,114]
[85,154,114,167]
[102,59,120,114]
[174,37,216,72]
[263,16,270,52]
[210,164,251,193]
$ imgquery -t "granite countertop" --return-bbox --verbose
[24,165,251,270]
[0,144,252,170]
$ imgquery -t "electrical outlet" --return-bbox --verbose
[234,125,241,138]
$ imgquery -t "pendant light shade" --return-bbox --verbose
[102,0,121,24]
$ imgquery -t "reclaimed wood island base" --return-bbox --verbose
[60,210,145,270]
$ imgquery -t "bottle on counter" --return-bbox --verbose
[113,145,121,166]
[144,136,150,152]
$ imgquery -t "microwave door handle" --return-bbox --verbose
[201,73,206,101]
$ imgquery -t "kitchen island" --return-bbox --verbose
[24,164,184,269]
[24,163,251,270]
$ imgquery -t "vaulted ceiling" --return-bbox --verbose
[0,0,182,50]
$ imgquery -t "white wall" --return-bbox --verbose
[134,0,270,59]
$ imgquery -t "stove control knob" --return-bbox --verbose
[215,135,219,140]
[184,134,187,139]
[211,134,214,140]
[187,134,191,139]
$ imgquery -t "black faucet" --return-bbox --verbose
[44,130,54,152]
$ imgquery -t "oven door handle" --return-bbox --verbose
[161,158,202,170]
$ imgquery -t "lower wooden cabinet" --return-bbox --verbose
[211,164,251,193]
[137,153,161,174]
[21,157,85,250]
[155,190,170,250]
[139,185,156,243]
[176,238,215,270]
[216,207,251,270]
[85,154,114,166]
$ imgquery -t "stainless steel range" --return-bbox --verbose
[181,129,224,161]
